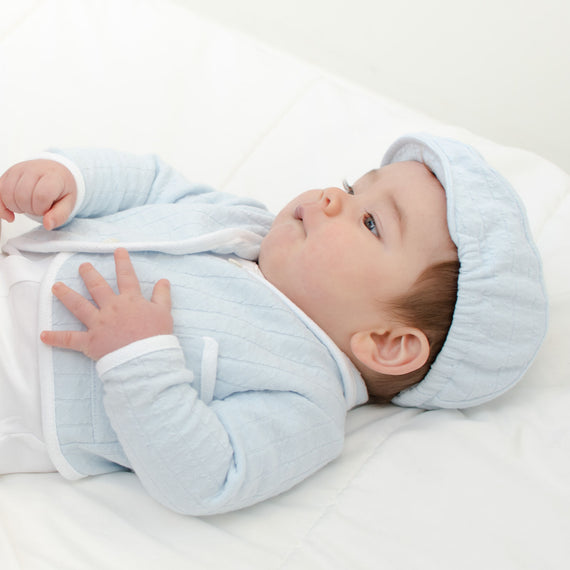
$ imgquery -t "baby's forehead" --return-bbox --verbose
[351,167,382,190]
[356,167,381,182]
[356,161,440,186]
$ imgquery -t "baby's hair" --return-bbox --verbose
[366,259,460,403]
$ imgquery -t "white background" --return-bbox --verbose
[174,0,570,175]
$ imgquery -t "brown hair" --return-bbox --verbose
[365,259,460,404]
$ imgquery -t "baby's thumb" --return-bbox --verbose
[43,195,75,230]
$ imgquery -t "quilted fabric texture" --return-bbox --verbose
[14,148,366,515]
[1,0,569,568]
[383,134,548,408]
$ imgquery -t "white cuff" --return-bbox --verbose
[96,335,181,377]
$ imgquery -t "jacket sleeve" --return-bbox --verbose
[47,148,269,222]
[96,336,347,516]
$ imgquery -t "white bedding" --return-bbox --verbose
[1,1,569,568]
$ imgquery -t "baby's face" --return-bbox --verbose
[258,161,457,353]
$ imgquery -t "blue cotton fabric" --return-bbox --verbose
[7,149,368,515]
[383,134,548,409]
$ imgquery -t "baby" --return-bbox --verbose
[0,134,547,515]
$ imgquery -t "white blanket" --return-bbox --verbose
[1,1,569,568]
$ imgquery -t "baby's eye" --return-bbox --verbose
[342,179,354,195]
[363,213,379,237]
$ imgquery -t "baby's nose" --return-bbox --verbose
[321,187,344,217]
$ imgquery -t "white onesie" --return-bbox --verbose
[0,252,55,473]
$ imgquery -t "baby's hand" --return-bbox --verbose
[41,248,173,361]
[0,159,77,230]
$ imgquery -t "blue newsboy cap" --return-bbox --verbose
[382,133,548,409]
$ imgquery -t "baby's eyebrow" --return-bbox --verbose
[351,168,381,190]
[363,168,381,180]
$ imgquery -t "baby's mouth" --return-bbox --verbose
[293,205,307,235]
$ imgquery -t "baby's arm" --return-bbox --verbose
[3,149,271,224]
[40,249,345,515]
[40,248,173,359]
[0,159,77,230]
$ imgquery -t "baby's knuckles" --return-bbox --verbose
[0,159,75,224]
[89,295,173,360]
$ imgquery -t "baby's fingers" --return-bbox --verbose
[0,166,40,214]
[0,159,77,228]
[52,281,98,326]
[78,262,116,307]
[0,169,18,222]
[151,279,171,309]
[42,196,73,230]
[40,329,90,355]
[0,199,15,223]
[114,248,142,294]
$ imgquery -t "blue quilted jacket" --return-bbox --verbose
[7,149,368,515]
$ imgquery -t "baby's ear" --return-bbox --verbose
[349,327,430,376]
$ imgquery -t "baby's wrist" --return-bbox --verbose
[96,335,180,377]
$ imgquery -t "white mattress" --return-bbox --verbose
[1,1,569,568]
